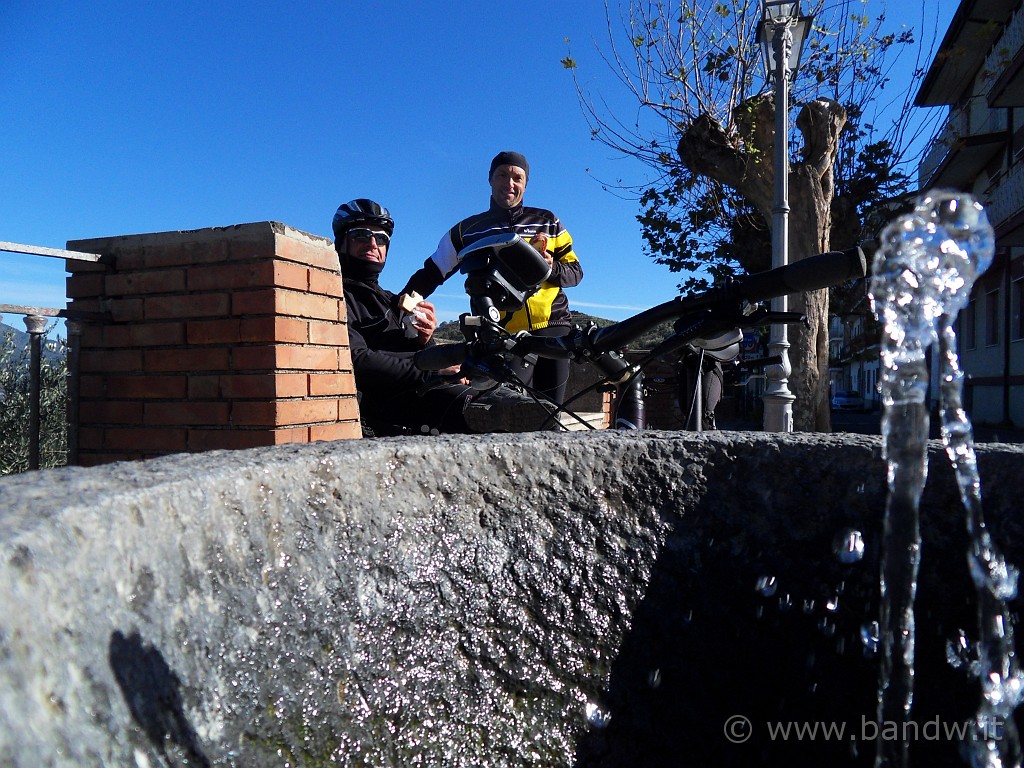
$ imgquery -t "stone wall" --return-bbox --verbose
[1,432,1022,766]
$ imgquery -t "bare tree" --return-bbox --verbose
[564,0,944,430]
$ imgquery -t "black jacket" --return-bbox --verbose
[342,271,432,395]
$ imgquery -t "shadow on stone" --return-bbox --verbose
[109,630,210,767]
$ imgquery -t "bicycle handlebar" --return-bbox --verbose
[414,245,867,372]
[736,245,866,304]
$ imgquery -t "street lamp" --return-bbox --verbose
[757,0,813,432]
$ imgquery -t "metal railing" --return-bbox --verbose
[1,241,105,471]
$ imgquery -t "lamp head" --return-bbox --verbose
[757,0,813,81]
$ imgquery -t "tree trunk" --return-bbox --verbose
[678,95,847,431]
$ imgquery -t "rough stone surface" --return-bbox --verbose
[0,431,1022,767]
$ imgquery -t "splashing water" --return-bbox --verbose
[871,189,1022,767]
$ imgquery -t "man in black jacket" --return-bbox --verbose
[334,198,556,436]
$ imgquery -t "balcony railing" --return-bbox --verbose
[0,241,104,471]
[984,160,1024,224]
[919,96,1009,186]
[986,3,1024,105]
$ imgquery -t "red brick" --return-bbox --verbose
[239,316,308,344]
[310,422,361,441]
[231,346,277,371]
[277,290,341,321]
[338,397,361,421]
[97,326,133,348]
[79,401,144,425]
[104,375,187,399]
[113,241,233,269]
[277,399,339,425]
[66,298,105,317]
[230,288,276,317]
[227,235,279,263]
[187,318,242,345]
[146,347,230,372]
[230,398,337,427]
[105,427,187,452]
[187,429,278,451]
[66,273,105,299]
[79,325,104,348]
[308,373,355,397]
[145,293,230,320]
[132,322,186,347]
[230,401,276,426]
[109,298,145,322]
[270,426,310,444]
[77,426,105,450]
[144,401,230,426]
[339,348,353,372]
[106,269,186,296]
[273,262,310,291]
[188,375,221,399]
[276,345,339,371]
[309,268,341,297]
[219,373,307,399]
[78,377,106,398]
[80,349,143,372]
[276,234,339,272]
[186,261,275,291]
[308,320,346,346]
[65,259,108,274]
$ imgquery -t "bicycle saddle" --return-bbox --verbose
[690,328,743,362]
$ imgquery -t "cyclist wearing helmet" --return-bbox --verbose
[334,198,556,435]
[333,198,471,435]
[400,151,582,405]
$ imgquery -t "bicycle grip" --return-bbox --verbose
[413,342,467,371]
[737,246,867,303]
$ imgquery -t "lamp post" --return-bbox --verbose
[758,0,812,432]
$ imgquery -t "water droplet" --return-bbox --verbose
[755,575,778,597]
[834,529,865,564]
[861,621,880,656]
[585,701,611,729]
[648,669,662,688]
[946,629,976,673]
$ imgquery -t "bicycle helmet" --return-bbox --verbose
[332,199,394,241]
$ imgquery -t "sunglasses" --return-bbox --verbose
[348,228,390,247]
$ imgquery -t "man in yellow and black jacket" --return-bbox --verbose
[400,151,583,404]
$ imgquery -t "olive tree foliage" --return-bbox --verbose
[563,0,943,430]
[1,327,68,475]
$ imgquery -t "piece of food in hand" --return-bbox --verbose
[529,233,549,254]
[398,291,423,313]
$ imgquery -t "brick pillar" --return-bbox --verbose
[65,222,361,466]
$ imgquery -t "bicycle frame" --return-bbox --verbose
[414,235,868,431]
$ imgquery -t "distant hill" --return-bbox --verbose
[0,322,65,361]
[433,310,675,351]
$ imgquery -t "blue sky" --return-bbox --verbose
[1,0,956,335]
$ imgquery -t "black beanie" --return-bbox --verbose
[488,151,530,180]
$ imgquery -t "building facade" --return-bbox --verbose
[911,0,1024,426]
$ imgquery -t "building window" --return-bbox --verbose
[1013,274,1024,341]
[986,288,999,347]
[962,299,977,350]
